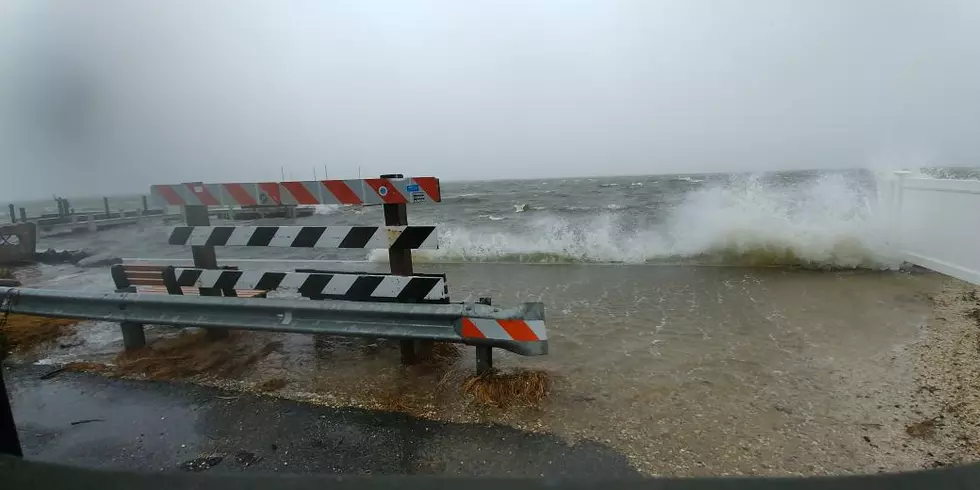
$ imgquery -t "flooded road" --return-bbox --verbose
[7,260,948,475]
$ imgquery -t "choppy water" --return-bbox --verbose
[4,169,959,474]
[16,169,903,268]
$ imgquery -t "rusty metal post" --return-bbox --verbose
[380,173,430,364]
[7,204,14,223]
[185,205,228,340]
[18,208,26,223]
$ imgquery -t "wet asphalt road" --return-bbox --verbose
[3,364,638,477]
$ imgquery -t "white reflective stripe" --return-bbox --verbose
[469,318,511,340]
[277,272,309,290]
[187,227,214,245]
[302,181,325,204]
[194,270,221,288]
[236,270,266,289]
[363,228,391,249]
[322,274,357,295]
[225,227,255,246]
[204,184,226,205]
[269,227,299,247]
[345,179,377,205]
[424,279,446,300]
[175,186,201,205]
[315,226,352,248]
[372,276,412,298]
[525,320,548,340]
[312,181,338,205]
[420,231,439,249]
[194,270,224,288]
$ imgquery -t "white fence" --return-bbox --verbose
[879,172,980,285]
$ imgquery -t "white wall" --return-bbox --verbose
[881,173,980,285]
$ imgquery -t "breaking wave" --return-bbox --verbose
[370,174,899,269]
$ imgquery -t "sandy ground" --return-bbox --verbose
[903,280,980,467]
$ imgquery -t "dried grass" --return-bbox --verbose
[424,342,462,366]
[459,369,551,408]
[112,330,278,380]
[0,268,12,279]
[1,314,78,354]
[64,361,113,374]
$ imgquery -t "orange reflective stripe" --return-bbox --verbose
[224,183,257,206]
[324,180,362,205]
[282,182,318,204]
[414,177,441,202]
[155,186,184,205]
[461,318,486,339]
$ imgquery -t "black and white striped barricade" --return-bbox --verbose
[127,174,547,373]
[165,267,449,304]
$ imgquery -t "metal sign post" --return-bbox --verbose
[380,173,431,364]
[184,196,227,340]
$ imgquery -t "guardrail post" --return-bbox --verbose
[141,195,149,212]
[7,204,14,224]
[103,197,110,220]
[476,297,493,374]
[110,265,147,349]
[18,208,26,223]
[0,367,23,457]
[381,173,429,364]
[185,204,228,340]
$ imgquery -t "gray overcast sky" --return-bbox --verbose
[2,0,979,199]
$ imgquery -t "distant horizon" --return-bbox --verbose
[6,165,976,204]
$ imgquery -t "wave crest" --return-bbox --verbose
[370,175,898,269]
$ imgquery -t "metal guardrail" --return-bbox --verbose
[0,287,547,356]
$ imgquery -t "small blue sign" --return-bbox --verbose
[406,184,420,192]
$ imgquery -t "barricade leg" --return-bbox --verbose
[381,173,429,364]
[120,322,146,350]
[185,204,228,340]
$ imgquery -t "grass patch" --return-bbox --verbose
[111,330,279,380]
[1,314,78,355]
[424,342,462,366]
[459,369,551,408]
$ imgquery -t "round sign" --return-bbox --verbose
[378,186,389,196]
